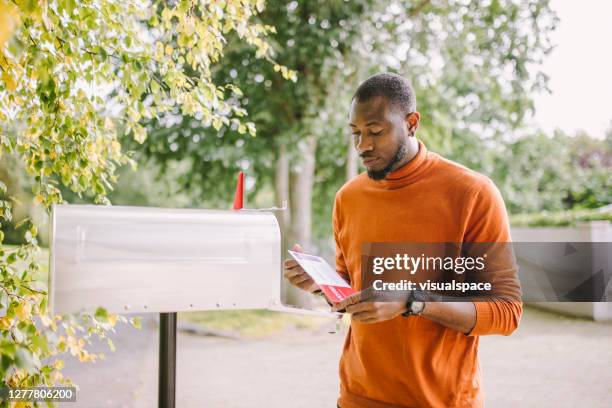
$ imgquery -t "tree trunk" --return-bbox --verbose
[275,144,293,305]
[275,144,291,244]
[285,135,318,307]
[346,133,358,180]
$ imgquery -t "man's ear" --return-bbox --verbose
[406,111,420,134]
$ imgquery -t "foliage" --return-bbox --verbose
[0,0,290,401]
[313,0,559,238]
[133,0,372,209]
[510,208,612,227]
[133,0,560,241]
[494,130,611,214]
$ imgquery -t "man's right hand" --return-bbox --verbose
[282,244,320,293]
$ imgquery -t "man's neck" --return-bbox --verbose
[390,137,420,172]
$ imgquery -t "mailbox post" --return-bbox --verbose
[49,204,335,408]
[159,312,177,408]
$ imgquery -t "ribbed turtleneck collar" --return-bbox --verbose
[374,139,438,189]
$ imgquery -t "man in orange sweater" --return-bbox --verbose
[283,73,521,408]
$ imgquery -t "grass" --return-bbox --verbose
[179,309,333,338]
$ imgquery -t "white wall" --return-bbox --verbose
[511,221,611,321]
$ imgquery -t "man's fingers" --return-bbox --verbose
[292,274,313,286]
[332,292,362,311]
[296,280,315,291]
[332,299,351,312]
[346,292,362,305]
[285,272,314,287]
[346,302,373,314]
[283,259,299,268]
[283,268,306,279]
[291,243,304,253]
[286,274,308,285]
[288,276,315,291]
[351,310,378,323]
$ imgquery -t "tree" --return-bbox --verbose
[136,0,557,248]
[0,0,291,398]
[135,0,374,305]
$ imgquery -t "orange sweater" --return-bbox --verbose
[333,140,522,408]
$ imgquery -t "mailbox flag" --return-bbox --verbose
[233,171,244,210]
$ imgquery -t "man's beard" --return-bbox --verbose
[366,137,408,180]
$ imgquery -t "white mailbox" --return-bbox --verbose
[49,204,294,315]
[49,201,338,408]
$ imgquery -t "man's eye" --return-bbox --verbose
[370,130,383,136]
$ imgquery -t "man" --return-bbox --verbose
[283,73,521,408]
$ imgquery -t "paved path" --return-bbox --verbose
[60,307,612,407]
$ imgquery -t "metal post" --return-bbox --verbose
[159,312,177,408]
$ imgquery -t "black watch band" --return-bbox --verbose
[402,301,413,317]
[402,300,425,317]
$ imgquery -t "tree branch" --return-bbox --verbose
[409,0,431,17]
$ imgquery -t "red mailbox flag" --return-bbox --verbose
[232,171,244,210]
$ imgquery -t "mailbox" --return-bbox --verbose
[48,176,337,408]
[49,204,317,316]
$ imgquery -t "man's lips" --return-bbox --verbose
[362,157,379,166]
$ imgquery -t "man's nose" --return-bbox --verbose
[356,134,374,154]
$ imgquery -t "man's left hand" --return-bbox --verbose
[332,291,408,324]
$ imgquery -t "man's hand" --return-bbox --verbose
[332,291,407,324]
[282,244,320,293]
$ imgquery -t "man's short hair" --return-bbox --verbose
[352,73,416,115]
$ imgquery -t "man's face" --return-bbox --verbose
[349,96,415,180]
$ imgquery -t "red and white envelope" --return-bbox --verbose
[288,250,356,303]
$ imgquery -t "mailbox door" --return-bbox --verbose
[50,205,281,315]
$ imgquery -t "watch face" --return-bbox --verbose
[410,301,425,315]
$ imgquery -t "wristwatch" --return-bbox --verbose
[402,301,425,317]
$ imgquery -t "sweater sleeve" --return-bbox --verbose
[332,195,350,283]
[463,178,522,336]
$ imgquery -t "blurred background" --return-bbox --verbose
[2,0,609,254]
[1,0,610,406]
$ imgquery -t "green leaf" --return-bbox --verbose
[6,252,17,264]
[0,340,17,358]
[39,297,48,315]
[15,347,37,373]
[95,307,109,321]
[1,353,13,371]
[31,334,50,354]
[98,46,108,60]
